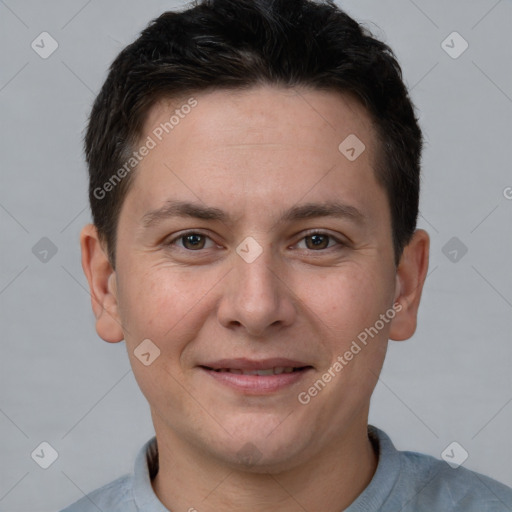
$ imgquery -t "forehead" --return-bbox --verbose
[121,85,387,230]
[144,86,378,158]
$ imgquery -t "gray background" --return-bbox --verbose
[0,0,511,510]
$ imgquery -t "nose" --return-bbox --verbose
[217,245,296,338]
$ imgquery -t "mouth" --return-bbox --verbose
[199,358,313,393]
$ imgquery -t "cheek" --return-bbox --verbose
[302,263,392,339]
[117,265,220,349]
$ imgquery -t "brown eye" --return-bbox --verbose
[305,233,331,250]
[181,233,206,250]
[297,231,342,251]
[168,232,215,251]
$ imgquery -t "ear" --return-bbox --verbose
[80,223,124,343]
[389,229,430,341]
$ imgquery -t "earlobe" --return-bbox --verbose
[389,229,430,342]
[80,224,124,343]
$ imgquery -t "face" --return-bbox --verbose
[84,85,426,471]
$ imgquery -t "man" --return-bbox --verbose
[61,0,512,510]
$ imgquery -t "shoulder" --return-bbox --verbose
[395,449,512,511]
[58,436,159,512]
[367,427,512,512]
[58,473,136,512]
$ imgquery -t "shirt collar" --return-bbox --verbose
[345,425,401,511]
[132,436,169,511]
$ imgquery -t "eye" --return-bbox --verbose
[166,230,346,253]
[168,231,216,251]
[295,231,344,251]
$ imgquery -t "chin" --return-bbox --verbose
[206,419,314,473]
[221,444,306,474]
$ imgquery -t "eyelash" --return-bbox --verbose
[166,230,346,253]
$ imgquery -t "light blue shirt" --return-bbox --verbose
[59,425,512,511]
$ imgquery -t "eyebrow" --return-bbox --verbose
[141,199,366,229]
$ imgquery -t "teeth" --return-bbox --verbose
[275,367,295,374]
[246,369,274,376]
[215,367,297,375]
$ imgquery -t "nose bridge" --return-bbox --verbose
[234,240,280,309]
[217,238,295,335]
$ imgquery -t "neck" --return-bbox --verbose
[151,420,378,511]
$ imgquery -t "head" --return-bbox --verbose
[86,0,423,269]
[81,0,429,472]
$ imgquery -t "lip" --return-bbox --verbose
[201,358,311,370]
[199,358,314,394]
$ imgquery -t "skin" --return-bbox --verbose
[81,85,429,511]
